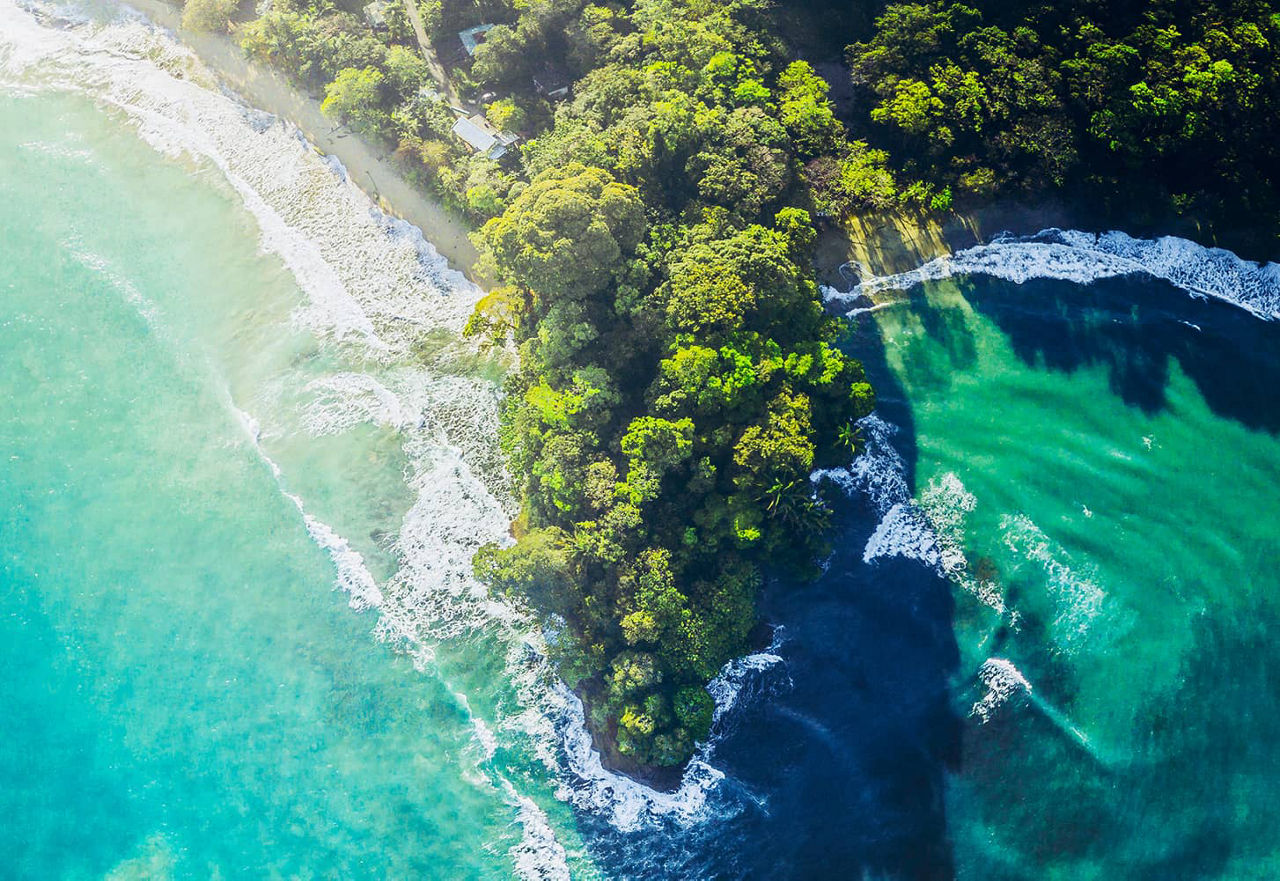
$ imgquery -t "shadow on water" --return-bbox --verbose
[580,272,1280,878]
[738,518,960,881]
[961,276,1280,433]
[841,298,922,491]
[580,509,961,881]
[837,274,1280,879]
[959,561,1280,881]
[580,310,959,880]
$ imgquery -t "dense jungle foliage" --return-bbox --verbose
[465,3,877,769]
[843,0,1280,253]
[218,0,878,768]
[207,0,1280,767]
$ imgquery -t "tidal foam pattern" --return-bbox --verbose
[0,0,786,860]
[0,4,576,875]
[826,228,1280,320]
[816,417,1009,618]
[970,658,1032,723]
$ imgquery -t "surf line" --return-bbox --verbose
[973,658,1120,769]
[824,228,1280,321]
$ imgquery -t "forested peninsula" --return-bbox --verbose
[176,0,1280,775]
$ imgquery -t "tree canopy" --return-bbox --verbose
[466,0,875,769]
[844,0,1280,250]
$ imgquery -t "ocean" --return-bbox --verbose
[2,3,1278,879]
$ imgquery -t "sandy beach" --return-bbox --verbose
[123,0,486,284]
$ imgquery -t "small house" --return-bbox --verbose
[451,114,519,160]
[459,24,497,57]
[363,0,388,31]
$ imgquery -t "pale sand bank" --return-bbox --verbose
[122,0,486,284]
[816,202,1081,290]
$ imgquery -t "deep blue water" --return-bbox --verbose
[577,272,1280,881]
[5,4,1280,877]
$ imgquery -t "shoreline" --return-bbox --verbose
[815,201,1083,288]
[120,0,486,286]
[109,0,709,796]
[814,196,1255,292]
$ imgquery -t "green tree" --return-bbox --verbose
[321,67,390,139]
[777,61,844,157]
[384,45,431,100]
[182,0,237,33]
[477,164,646,300]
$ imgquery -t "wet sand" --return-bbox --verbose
[122,0,486,285]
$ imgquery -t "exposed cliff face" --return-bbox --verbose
[816,198,1258,293]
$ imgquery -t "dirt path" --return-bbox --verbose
[123,0,486,284]
[399,0,466,111]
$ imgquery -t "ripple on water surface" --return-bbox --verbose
[846,268,1280,880]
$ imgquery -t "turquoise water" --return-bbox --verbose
[6,3,1280,879]
[0,88,585,879]
[860,274,1280,878]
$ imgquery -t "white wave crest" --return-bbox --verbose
[547,632,788,833]
[970,657,1032,723]
[817,418,1009,618]
[505,783,572,881]
[293,501,384,611]
[302,372,411,436]
[0,0,483,350]
[825,228,1280,320]
[862,502,940,567]
[65,244,162,330]
[811,413,910,516]
[999,513,1105,650]
[230,403,384,610]
[0,1,800,864]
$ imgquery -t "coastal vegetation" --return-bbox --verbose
[180,0,236,32]
[214,0,879,771]
[210,0,1280,770]
[465,3,877,770]
[214,0,1280,245]
[839,0,1280,251]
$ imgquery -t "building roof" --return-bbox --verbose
[458,24,496,56]
[533,63,571,100]
[451,114,519,160]
[363,0,388,29]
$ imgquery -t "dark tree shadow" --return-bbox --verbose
[577,304,960,881]
[961,275,1280,433]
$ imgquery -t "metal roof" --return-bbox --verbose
[451,114,519,159]
[458,24,496,56]
[452,116,498,153]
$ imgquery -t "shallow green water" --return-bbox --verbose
[867,277,1280,879]
[0,89,579,879]
[8,4,1280,877]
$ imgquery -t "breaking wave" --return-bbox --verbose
[825,228,1280,320]
[549,630,789,833]
[816,416,1009,619]
[505,782,572,881]
[970,657,1032,723]
[0,3,573,874]
[999,513,1108,651]
[0,3,796,870]
[232,405,386,612]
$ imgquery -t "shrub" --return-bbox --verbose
[181,0,237,33]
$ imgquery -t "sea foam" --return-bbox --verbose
[825,228,1280,320]
[0,4,576,874]
[0,0,791,861]
[970,657,1032,723]
[548,630,789,833]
